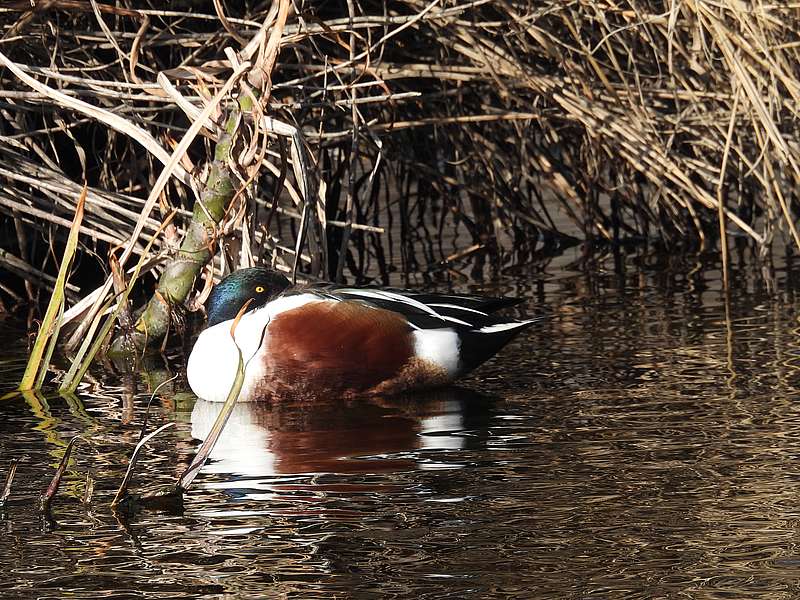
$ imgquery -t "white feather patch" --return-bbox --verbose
[478,320,534,334]
[412,328,460,377]
[437,315,473,327]
[338,288,441,317]
[427,303,490,315]
[187,293,323,402]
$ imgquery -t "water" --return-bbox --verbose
[4,249,800,598]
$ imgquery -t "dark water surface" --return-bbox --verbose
[4,251,800,599]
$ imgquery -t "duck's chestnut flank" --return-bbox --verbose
[187,267,541,402]
[261,300,415,394]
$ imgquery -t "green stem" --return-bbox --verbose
[20,191,85,390]
[109,114,240,355]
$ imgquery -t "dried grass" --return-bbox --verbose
[0,0,799,308]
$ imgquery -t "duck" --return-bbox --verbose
[186,266,540,402]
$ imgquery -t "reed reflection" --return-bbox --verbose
[190,388,494,477]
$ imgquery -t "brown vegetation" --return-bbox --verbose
[1,1,799,350]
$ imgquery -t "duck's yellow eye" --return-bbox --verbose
[255,286,265,293]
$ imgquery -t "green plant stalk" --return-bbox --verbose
[34,301,64,390]
[20,190,85,391]
[60,313,117,394]
[111,113,243,355]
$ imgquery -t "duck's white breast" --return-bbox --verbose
[187,293,322,402]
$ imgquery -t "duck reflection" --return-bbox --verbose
[190,388,494,477]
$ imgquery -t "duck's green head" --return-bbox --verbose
[206,267,291,327]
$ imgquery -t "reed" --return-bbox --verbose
[18,189,85,390]
[112,303,250,510]
[0,1,797,353]
[39,435,81,515]
[176,300,252,492]
[58,209,177,391]
[0,460,18,508]
[111,422,175,508]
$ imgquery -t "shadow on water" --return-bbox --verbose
[10,247,800,597]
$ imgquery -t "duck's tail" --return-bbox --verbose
[457,316,543,375]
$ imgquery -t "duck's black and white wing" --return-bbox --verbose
[317,286,541,374]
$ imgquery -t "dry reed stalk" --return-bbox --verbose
[0,460,18,507]
[111,422,175,509]
[177,299,252,492]
[0,1,797,356]
[40,435,81,515]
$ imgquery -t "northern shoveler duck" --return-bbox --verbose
[187,267,539,402]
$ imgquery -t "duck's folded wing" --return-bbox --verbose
[401,292,525,313]
[313,287,543,374]
[321,287,532,331]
